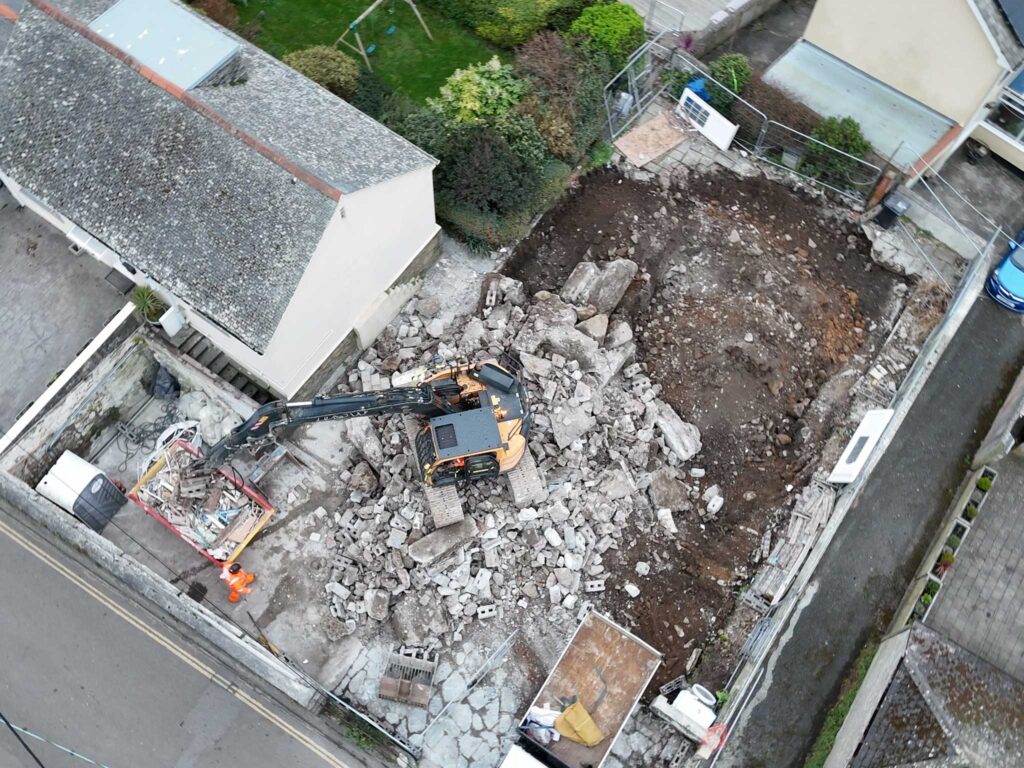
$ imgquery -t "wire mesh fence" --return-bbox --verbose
[605,43,886,204]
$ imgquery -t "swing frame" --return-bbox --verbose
[336,0,433,70]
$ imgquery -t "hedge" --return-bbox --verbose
[568,2,645,71]
[420,0,606,47]
[282,46,360,100]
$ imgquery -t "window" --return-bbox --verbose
[681,95,710,127]
[986,98,1024,141]
[986,70,1024,142]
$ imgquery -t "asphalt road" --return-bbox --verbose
[717,296,1024,767]
[0,499,365,768]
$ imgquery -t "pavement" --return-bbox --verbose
[707,0,813,71]
[716,295,1024,768]
[0,497,373,768]
[0,187,127,432]
[925,451,1024,680]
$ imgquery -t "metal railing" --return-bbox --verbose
[605,43,887,204]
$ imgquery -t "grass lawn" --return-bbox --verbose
[237,0,502,102]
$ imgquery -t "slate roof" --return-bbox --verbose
[0,0,435,352]
[976,0,1024,68]
[851,624,1024,768]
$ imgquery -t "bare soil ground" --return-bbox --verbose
[505,170,906,690]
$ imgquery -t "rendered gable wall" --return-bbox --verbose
[804,0,1004,124]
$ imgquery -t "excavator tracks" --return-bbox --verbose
[506,447,547,507]
[405,417,465,528]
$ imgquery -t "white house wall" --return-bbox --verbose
[804,0,1004,125]
[195,166,439,397]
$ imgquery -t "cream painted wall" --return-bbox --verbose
[196,165,439,396]
[972,121,1024,171]
[804,0,1004,124]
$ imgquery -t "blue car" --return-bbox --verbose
[986,228,1024,311]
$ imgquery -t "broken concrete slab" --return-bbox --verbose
[344,417,385,466]
[650,399,702,462]
[648,468,690,511]
[408,517,480,566]
[364,588,390,621]
[560,259,638,314]
[551,406,597,449]
[576,313,609,344]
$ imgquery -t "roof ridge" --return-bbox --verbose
[28,0,343,202]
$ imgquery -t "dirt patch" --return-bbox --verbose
[505,169,906,691]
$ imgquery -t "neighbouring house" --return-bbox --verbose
[0,0,439,399]
[763,0,1024,174]
[826,623,1024,768]
[826,451,1024,766]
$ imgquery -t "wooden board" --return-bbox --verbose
[522,611,662,768]
[614,112,687,168]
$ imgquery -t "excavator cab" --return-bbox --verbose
[413,360,531,487]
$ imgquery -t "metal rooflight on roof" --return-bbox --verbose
[88,0,239,90]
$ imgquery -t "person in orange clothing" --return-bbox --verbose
[220,562,256,603]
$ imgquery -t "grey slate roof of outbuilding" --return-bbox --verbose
[976,0,1024,68]
[851,624,1024,768]
[0,0,435,352]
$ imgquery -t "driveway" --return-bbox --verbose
[0,186,127,432]
[717,296,1024,767]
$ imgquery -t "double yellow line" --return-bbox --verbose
[0,516,352,768]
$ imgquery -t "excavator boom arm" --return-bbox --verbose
[200,384,446,469]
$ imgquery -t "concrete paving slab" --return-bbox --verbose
[0,187,126,432]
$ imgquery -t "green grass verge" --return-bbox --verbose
[237,0,502,101]
[803,638,880,768]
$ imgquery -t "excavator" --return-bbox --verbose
[195,358,537,494]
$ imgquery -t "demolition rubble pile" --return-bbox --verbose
[320,259,716,646]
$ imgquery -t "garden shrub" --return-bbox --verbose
[801,116,871,182]
[283,46,360,100]
[428,57,527,124]
[977,475,993,491]
[476,0,554,47]
[421,0,596,47]
[709,53,752,95]
[661,69,699,100]
[548,0,608,31]
[963,502,978,521]
[435,114,548,213]
[743,74,820,135]
[569,2,645,71]
[515,32,610,161]
[351,70,394,120]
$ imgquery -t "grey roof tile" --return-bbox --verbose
[0,5,335,351]
[0,0,436,351]
[852,624,1024,768]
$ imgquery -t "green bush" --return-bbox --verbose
[939,549,956,567]
[705,53,752,113]
[947,534,962,551]
[661,69,699,100]
[710,53,752,95]
[436,115,548,213]
[439,160,571,247]
[924,579,940,597]
[476,0,553,47]
[350,69,394,121]
[800,116,871,183]
[569,2,645,71]
[428,56,527,123]
[548,0,608,31]
[421,0,597,46]
[977,475,993,492]
[963,502,978,521]
[515,32,610,161]
[283,46,360,100]
[131,285,166,323]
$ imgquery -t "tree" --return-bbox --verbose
[283,46,360,100]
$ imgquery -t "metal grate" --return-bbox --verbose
[434,423,458,450]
